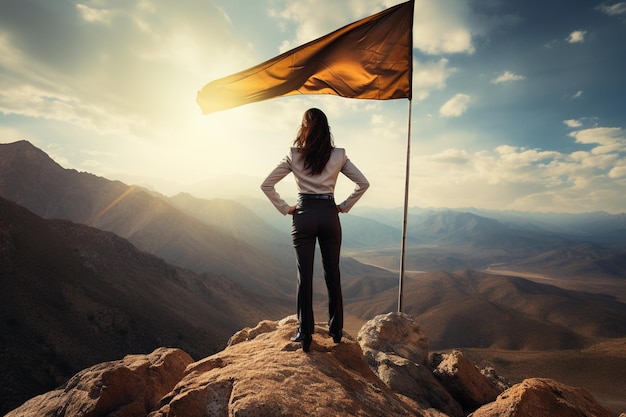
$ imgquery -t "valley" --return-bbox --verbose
[485,268,626,303]
[344,249,626,304]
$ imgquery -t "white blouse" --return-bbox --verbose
[261,147,369,215]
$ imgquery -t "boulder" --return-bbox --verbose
[6,347,193,417]
[358,312,429,365]
[432,349,507,412]
[358,312,464,417]
[469,377,615,417]
[227,319,278,346]
[149,316,425,416]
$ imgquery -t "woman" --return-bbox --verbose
[261,108,369,352]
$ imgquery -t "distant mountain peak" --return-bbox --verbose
[0,140,59,167]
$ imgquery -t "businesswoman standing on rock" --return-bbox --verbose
[261,107,369,352]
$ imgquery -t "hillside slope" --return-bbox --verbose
[0,197,290,413]
[0,140,294,295]
[348,269,626,350]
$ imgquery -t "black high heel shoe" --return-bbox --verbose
[329,330,342,344]
[291,332,313,352]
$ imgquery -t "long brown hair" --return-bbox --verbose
[293,108,334,175]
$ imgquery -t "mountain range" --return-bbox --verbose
[1,140,626,414]
[340,206,626,279]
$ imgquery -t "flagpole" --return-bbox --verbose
[398,98,413,313]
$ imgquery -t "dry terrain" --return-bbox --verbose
[331,260,626,416]
[320,302,626,415]
[486,268,626,303]
[464,343,626,415]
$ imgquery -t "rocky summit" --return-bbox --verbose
[6,313,617,417]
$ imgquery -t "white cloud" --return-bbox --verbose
[596,2,626,16]
[412,58,453,100]
[563,119,583,128]
[544,39,558,49]
[274,1,358,50]
[429,148,472,165]
[408,125,626,213]
[274,0,475,55]
[491,71,525,84]
[566,30,587,43]
[439,94,471,117]
[608,165,626,178]
[412,0,474,54]
[569,127,626,154]
[76,4,113,23]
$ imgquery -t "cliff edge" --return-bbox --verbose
[6,313,618,417]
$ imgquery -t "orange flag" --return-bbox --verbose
[197,1,414,114]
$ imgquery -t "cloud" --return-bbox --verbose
[0,0,248,140]
[429,148,472,165]
[412,58,454,101]
[76,4,113,23]
[571,90,583,99]
[274,0,475,55]
[569,127,626,155]
[566,30,587,43]
[596,2,626,16]
[543,39,558,49]
[412,128,626,213]
[439,94,471,117]
[274,1,361,50]
[608,164,626,178]
[563,119,583,128]
[412,0,474,54]
[491,71,525,84]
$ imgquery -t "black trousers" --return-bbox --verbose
[291,198,343,335]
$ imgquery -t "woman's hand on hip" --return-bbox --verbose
[288,205,297,215]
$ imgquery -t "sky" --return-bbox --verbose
[1,0,625,214]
